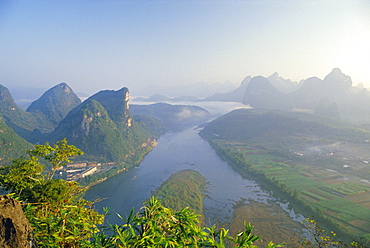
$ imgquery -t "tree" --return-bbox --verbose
[300,218,363,248]
[0,139,103,247]
[0,139,282,247]
[28,138,83,180]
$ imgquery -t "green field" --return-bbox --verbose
[199,109,370,244]
[213,139,370,242]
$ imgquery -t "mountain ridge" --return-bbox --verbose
[26,83,81,127]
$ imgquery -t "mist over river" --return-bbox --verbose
[85,102,308,242]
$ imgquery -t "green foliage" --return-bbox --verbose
[22,185,103,247]
[92,197,281,248]
[154,170,206,217]
[300,218,364,248]
[133,114,166,138]
[0,139,103,247]
[28,138,83,180]
[0,155,44,196]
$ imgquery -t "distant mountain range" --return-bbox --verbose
[138,69,369,124]
[1,68,369,163]
[0,82,211,164]
[130,103,210,132]
[245,68,369,123]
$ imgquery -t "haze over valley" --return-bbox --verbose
[2,67,370,245]
[1,1,370,247]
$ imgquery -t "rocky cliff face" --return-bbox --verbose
[89,87,132,127]
[49,93,151,162]
[0,195,36,248]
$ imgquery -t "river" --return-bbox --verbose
[85,102,308,244]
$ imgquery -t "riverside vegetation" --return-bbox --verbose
[153,170,207,223]
[1,139,364,247]
[0,139,282,247]
[200,109,370,246]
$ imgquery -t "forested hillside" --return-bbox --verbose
[0,83,81,143]
[0,117,33,165]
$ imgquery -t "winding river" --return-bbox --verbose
[85,102,309,244]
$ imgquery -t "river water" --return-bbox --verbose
[85,126,306,229]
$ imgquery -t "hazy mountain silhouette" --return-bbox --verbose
[288,68,370,122]
[267,72,300,93]
[204,76,251,102]
[291,68,352,109]
[242,76,293,111]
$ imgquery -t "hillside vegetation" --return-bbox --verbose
[0,117,33,166]
[200,109,370,244]
[0,83,81,142]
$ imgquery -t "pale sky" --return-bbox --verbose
[1,0,370,96]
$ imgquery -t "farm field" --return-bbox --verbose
[218,138,370,242]
[199,109,370,243]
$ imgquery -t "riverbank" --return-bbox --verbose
[230,200,303,247]
[201,136,368,244]
[153,169,207,224]
[79,140,157,188]
[85,127,310,243]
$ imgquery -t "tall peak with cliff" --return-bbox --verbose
[49,87,151,162]
[89,87,132,127]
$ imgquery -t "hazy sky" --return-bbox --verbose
[1,0,370,95]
